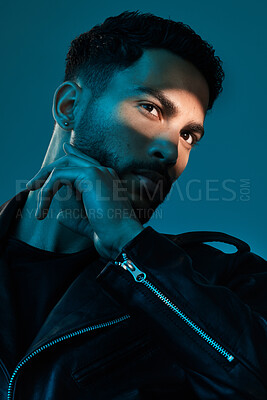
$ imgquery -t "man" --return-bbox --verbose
[0,10,266,400]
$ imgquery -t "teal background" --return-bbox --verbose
[1,0,266,258]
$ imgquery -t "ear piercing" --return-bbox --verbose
[64,122,69,126]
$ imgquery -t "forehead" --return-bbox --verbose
[107,48,209,109]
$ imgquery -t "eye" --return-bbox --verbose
[180,131,197,146]
[139,103,160,118]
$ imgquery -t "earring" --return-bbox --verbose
[64,121,69,126]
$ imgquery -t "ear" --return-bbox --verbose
[52,81,82,131]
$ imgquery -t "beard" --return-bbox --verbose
[70,100,172,225]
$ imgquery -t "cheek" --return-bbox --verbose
[176,147,190,176]
[116,103,155,138]
[110,109,152,153]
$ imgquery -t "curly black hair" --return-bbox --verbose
[64,11,224,110]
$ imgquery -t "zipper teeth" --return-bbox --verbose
[143,279,234,362]
[120,253,234,363]
[7,314,130,400]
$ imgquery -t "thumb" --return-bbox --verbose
[63,142,101,166]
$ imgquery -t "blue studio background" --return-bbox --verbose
[0,0,266,258]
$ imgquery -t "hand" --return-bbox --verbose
[26,143,144,259]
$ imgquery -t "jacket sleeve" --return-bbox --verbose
[97,226,267,399]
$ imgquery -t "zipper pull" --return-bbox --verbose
[114,253,146,282]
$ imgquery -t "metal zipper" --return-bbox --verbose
[7,314,130,400]
[115,253,235,363]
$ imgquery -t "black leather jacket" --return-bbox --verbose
[0,191,266,399]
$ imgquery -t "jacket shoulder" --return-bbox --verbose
[161,230,255,284]
[163,230,250,253]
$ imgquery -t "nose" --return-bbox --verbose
[148,138,178,168]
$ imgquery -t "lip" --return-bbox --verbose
[132,169,166,185]
[131,169,168,199]
[135,174,158,192]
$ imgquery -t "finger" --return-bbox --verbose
[27,144,103,190]
[107,167,118,177]
[35,166,103,219]
[26,157,69,190]
[63,142,102,166]
[36,180,65,219]
[35,167,83,219]
[35,164,109,220]
[27,154,92,190]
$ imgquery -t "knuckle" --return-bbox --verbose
[68,154,77,162]
[64,155,73,165]
[60,156,69,167]
[83,166,95,176]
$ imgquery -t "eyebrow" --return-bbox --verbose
[183,123,205,139]
[133,86,205,139]
[133,86,178,117]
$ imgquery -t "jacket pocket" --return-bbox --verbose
[72,334,156,388]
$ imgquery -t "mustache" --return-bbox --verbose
[121,163,175,195]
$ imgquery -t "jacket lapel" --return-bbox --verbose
[27,257,127,354]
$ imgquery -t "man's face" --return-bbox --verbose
[71,49,209,223]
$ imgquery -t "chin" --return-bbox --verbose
[124,182,164,224]
[130,199,160,225]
